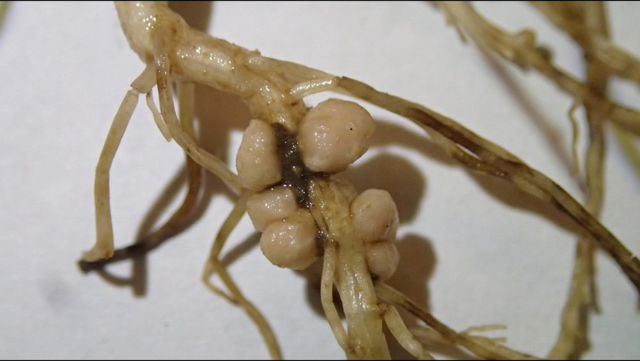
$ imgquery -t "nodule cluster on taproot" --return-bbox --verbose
[237,99,400,279]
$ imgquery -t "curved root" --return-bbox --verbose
[83,2,640,360]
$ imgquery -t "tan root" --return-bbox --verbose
[80,2,640,360]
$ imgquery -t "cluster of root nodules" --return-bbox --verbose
[236,98,400,279]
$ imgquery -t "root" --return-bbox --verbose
[153,22,243,194]
[435,2,640,136]
[337,76,640,294]
[549,2,609,359]
[132,82,204,250]
[88,3,640,359]
[375,283,539,360]
[567,101,582,178]
[136,82,204,248]
[289,77,340,101]
[80,82,203,270]
[615,126,640,179]
[83,64,156,263]
[311,179,390,359]
[201,191,282,360]
[320,241,350,353]
[383,305,434,360]
[529,1,640,85]
[145,90,172,141]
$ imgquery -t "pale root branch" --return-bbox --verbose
[462,324,507,337]
[202,191,251,304]
[134,82,204,248]
[152,24,243,194]
[311,179,390,359]
[289,77,340,101]
[206,261,282,360]
[137,81,207,245]
[203,192,251,273]
[567,101,581,177]
[466,324,510,344]
[83,64,156,262]
[383,305,434,360]
[201,191,282,360]
[320,241,350,353]
[78,82,204,270]
[375,283,539,360]
[145,90,172,142]
[132,81,203,248]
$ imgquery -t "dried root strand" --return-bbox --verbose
[529,1,640,85]
[435,1,640,136]
[529,0,640,182]
[549,2,609,359]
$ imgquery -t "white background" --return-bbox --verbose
[0,2,639,359]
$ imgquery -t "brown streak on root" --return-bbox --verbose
[338,76,640,294]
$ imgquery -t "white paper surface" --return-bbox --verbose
[0,2,639,359]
